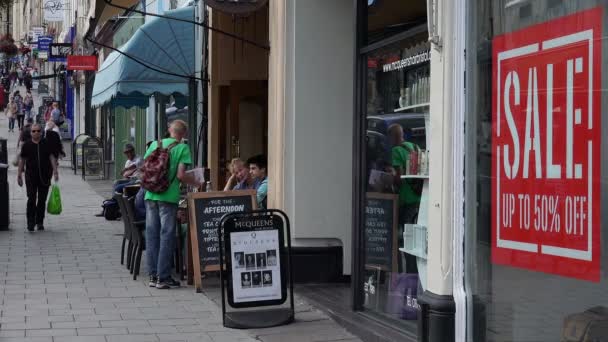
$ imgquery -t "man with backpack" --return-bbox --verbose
[141,120,200,289]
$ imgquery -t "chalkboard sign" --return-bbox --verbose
[84,147,103,177]
[364,193,398,272]
[187,190,257,291]
[81,137,103,180]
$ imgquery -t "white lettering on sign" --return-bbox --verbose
[501,58,586,180]
[492,7,601,282]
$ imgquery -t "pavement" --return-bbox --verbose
[0,87,363,342]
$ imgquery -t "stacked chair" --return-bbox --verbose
[116,184,185,281]
[116,185,145,280]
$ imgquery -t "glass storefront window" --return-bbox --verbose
[361,37,430,329]
[465,1,608,341]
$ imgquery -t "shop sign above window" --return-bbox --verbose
[49,43,71,62]
[205,0,268,15]
[382,42,430,73]
[67,55,98,71]
[491,7,602,282]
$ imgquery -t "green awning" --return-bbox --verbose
[91,6,194,108]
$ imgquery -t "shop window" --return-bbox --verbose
[465,1,608,341]
[360,37,430,330]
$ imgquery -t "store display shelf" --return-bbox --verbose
[394,103,430,112]
[401,224,428,260]
[400,175,429,179]
[399,247,427,260]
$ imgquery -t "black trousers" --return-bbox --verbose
[17,114,24,130]
[25,173,50,227]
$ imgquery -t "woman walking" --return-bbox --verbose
[13,90,24,130]
[23,90,33,121]
[5,97,17,132]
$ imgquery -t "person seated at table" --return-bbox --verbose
[114,143,143,193]
[247,154,268,209]
[223,158,257,191]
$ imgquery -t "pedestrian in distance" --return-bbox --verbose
[24,71,33,92]
[45,121,66,163]
[50,102,64,127]
[13,90,24,130]
[5,97,17,132]
[17,67,23,86]
[143,120,202,289]
[17,123,59,232]
[23,90,33,121]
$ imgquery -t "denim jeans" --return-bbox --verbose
[145,200,177,280]
[8,117,14,130]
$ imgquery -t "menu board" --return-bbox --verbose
[80,136,103,179]
[187,190,257,291]
[364,193,398,272]
[84,147,103,177]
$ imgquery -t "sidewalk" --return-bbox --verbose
[0,89,362,342]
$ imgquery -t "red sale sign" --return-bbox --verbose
[492,8,602,282]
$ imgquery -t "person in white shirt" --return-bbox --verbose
[121,144,143,180]
[114,143,142,192]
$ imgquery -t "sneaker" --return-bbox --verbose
[37,225,44,231]
[148,275,158,287]
[156,277,180,289]
[26,225,35,232]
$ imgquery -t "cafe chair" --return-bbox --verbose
[114,192,134,269]
[125,196,145,280]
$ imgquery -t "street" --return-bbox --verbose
[0,88,360,342]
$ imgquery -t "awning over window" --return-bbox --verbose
[91,6,195,108]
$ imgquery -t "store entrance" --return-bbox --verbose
[218,80,268,187]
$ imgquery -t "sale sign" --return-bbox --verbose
[491,7,602,282]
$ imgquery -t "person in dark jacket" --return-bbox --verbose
[44,121,66,162]
[24,72,33,92]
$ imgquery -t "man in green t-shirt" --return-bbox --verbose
[144,120,199,289]
[388,123,421,222]
[388,123,421,274]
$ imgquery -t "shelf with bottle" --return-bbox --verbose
[394,102,430,112]
[399,224,427,260]
[402,149,429,177]
[400,174,429,179]
[395,63,430,113]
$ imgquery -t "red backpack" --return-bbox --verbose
[140,139,179,193]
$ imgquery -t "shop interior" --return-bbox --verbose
[208,6,269,189]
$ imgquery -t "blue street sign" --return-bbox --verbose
[38,36,53,51]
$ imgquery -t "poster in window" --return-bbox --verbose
[491,7,602,282]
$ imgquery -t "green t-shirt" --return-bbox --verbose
[143,138,192,204]
[391,141,421,206]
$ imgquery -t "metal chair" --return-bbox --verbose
[125,195,145,280]
[114,192,133,269]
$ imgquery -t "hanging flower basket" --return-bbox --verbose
[0,34,17,57]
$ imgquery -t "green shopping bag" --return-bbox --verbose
[47,184,62,215]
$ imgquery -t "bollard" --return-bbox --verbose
[0,138,8,230]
